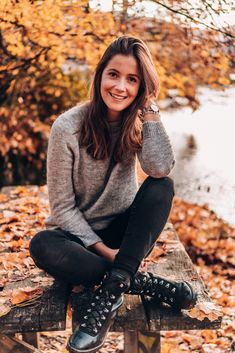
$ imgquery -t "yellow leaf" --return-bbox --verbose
[218,77,230,85]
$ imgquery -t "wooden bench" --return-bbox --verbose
[0,223,222,353]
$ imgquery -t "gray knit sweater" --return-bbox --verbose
[45,103,175,247]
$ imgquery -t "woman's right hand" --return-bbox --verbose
[103,248,119,263]
[89,241,119,263]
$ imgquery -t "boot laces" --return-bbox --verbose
[79,287,117,336]
[136,272,178,304]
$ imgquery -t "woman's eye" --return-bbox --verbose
[129,76,137,83]
[109,72,117,78]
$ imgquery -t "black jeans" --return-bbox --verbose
[29,176,174,286]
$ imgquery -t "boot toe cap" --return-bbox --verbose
[179,282,197,309]
[67,329,100,353]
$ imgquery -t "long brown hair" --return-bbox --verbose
[79,36,160,162]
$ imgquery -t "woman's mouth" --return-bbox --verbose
[109,92,127,101]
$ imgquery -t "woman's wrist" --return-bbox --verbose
[89,241,111,257]
[142,112,161,122]
[140,101,161,121]
[89,241,106,253]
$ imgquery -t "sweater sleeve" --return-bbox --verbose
[46,120,102,248]
[137,121,175,178]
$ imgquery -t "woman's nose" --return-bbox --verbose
[115,78,126,91]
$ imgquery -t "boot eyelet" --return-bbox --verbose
[166,284,170,288]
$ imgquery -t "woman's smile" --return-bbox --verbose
[109,92,128,101]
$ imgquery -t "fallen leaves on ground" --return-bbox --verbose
[170,197,235,267]
[186,301,222,321]
[0,186,234,352]
[0,186,54,316]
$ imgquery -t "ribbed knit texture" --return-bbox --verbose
[45,103,175,247]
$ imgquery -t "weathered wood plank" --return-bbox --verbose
[0,333,41,353]
[0,281,70,334]
[142,224,222,331]
[22,333,40,349]
[124,330,138,353]
[113,294,150,331]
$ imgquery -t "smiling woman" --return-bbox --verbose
[29,36,196,353]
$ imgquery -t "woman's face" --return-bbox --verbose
[100,54,140,121]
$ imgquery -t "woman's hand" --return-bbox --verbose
[103,248,119,263]
[142,94,154,109]
[139,259,148,272]
[89,241,119,263]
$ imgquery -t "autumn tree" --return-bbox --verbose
[0,0,117,185]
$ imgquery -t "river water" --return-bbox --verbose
[161,86,235,227]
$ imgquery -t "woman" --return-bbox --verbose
[29,36,196,353]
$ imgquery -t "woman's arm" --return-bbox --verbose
[89,242,119,263]
[46,118,102,248]
[137,108,175,178]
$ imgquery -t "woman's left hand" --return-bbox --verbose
[139,259,148,272]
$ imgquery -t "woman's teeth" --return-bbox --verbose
[110,93,126,100]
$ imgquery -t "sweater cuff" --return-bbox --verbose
[79,233,103,248]
[142,121,166,138]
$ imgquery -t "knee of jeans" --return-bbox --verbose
[29,230,51,263]
[147,176,175,201]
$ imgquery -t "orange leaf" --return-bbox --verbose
[186,302,222,321]
[11,287,43,305]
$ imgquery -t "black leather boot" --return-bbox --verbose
[127,271,197,310]
[67,269,130,353]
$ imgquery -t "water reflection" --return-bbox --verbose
[162,86,235,226]
[180,135,197,160]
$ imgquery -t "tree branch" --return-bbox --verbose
[151,0,235,39]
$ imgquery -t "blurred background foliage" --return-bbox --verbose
[0,0,234,186]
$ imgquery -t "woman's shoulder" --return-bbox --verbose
[52,102,89,134]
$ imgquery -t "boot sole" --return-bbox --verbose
[66,296,123,353]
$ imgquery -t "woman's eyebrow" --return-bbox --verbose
[107,68,140,79]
